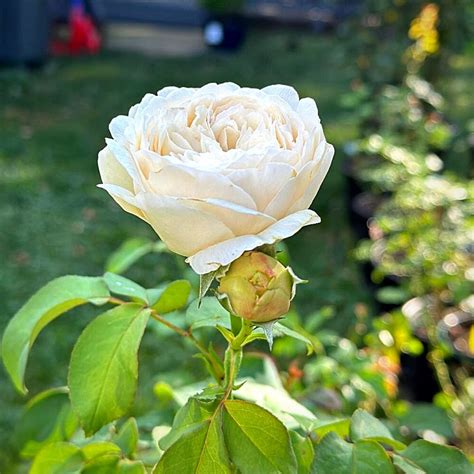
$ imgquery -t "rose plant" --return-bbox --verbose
[2,84,472,472]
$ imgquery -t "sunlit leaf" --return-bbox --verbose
[69,304,150,435]
[81,442,121,461]
[392,454,425,474]
[154,410,231,473]
[352,440,395,473]
[30,442,84,474]
[313,432,352,473]
[104,272,149,304]
[313,418,350,439]
[290,431,314,474]
[222,400,297,473]
[151,280,191,314]
[350,409,394,442]
[118,460,147,474]
[186,297,230,330]
[159,398,218,451]
[113,418,139,458]
[2,275,110,394]
[400,440,472,474]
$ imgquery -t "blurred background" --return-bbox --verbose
[0,0,473,471]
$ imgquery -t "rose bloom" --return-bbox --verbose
[98,83,333,274]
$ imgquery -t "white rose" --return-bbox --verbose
[98,83,334,275]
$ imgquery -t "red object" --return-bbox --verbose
[51,1,101,55]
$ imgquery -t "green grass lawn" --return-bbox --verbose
[0,29,471,470]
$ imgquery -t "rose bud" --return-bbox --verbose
[217,251,300,323]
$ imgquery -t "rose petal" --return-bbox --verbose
[97,183,145,219]
[227,162,295,211]
[182,197,276,236]
[187,209,320,274]
[262,85,300,110]
[287,143,334,213]
[105,139,143,186]
[296,97,320,129]
[145,163,258,210]
[98,146,135,194]
[263,141,331,219]
[109,115,131,144]
[136,193,235,256]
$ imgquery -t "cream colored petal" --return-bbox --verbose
[296,97,320,130]
[146,164,257,210]
[183,198,276,236]
[136,193,235,257]
[109,115,131,144]
[104,139,143,186]
[98,146,134,192]
[287,143,334,213]
[187,209,320,274]
[263,141,332,219]
[97,183,145,219]
[227,162,295,211]
[263,160,315,219]
[262,85,300,110]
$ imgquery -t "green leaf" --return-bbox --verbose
[15,387,78,457]
[290,431,314,474]
[313,432,353,473]
[274,322,316,355]
[2,275,110,394]
[352,440,395,473]
[82,454,120,474]
[350,409,394,442]
[313,418,350,438]
[186,297,230,330]
[400,440,473,474]
[151,280,191,314]
[81,442,122,461]
[397,403,454,439]
[222,400,297,474]
[113,418,139,458]
[159,397,218,451]
[118,460,147,474]
[30,442,84,474]
[154,411,231,474]
[104,272,149,304]
[392,454,425,474]
[105,238,158,274]
[68,304,150,435]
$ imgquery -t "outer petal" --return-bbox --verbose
[262,85,300,110]
[145,163,257,210]
[182,198,276,236]
[105,139,142,185]
[98,146,134,192]
[263,141,332,219]
[226,162,295,211]
[287,143,334,213]
[98,146,145,217]
[109,115,131,144]
[296,97,320,130]
[136,193,235,256]
[97,183,145,219]
[187,209,320,274]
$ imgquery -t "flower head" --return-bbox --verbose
[98,83,333,274]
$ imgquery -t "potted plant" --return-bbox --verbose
[200,0,246,51]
